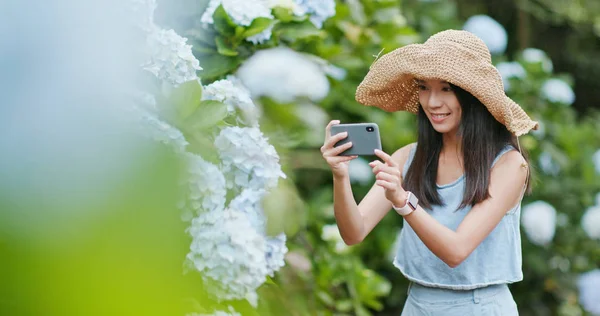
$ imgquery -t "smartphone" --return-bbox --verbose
[330,123,382,156]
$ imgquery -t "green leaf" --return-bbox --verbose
[335,299,353,312]
[169,80,203,123]
[212,4,236,36]
[197,53,242,80]
[184,100,228,131]
[242,17,274,38]
[215,36,239,56]
[276,21,327,42]
[316,290,335,308]
[272,7,294,22]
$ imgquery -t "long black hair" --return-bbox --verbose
[403,84,531,210]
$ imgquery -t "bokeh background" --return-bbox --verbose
[1,0,599,315]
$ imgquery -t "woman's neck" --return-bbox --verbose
[441,131,462,155]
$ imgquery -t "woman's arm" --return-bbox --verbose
[333,143,414,245]
[373,149,528,267]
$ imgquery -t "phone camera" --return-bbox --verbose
[366,126,374,132]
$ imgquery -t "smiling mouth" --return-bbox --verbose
[431,113,450,119]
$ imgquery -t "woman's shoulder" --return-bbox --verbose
[391,142,417,169]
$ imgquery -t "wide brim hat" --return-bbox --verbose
[355,30,538,136]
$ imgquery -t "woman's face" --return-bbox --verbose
[417,79,462,135]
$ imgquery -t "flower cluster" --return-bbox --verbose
[463,15,507,55]
[143,28,202,86]
[215,126,286,190]
[202,77,259,126]
[541,78,575,105]
[187,208,268,306]
[179,153,227,220]
[133,105,189,154]
[201,0,274,44]
[265,233,288,277]
[521,200,557,246]
[577,269,600,315]
[581,195,600,240]
[294,0,336,28]
[188,306,241,316]
[495,61,526,91]
[522,48,553,73]
[237,47,330,103]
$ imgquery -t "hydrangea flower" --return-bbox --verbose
[541,78,575,105]
[133,106,189,154]
[187,208,267,306]
[581,205,600,240]
[538,151,560,176]
[592,149,600,174]
[179,153,227,220]
[577,269,600,315]
[228,188,267,230]
[200,0,274,44]
[463,15,507,55]
[265,233,288,277]
[521,201,557,246]
[522,48,553,73]
[236,47,330,103]
[349,157,374,186]
[202,77,259,126]
[143,28,202,86]
[294,0,336,28]
[215,126,286,190]
[495,61,526,91]
[129,0,157,31]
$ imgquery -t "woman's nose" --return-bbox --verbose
[427,92,444,108]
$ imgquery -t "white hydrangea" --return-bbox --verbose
[592,149,600,174]
[143,28,202,86]
[521,201,557,246]
[133,106,189,154]
[463,15,507,55]
[237,47,330,103]
[294,0,336,28]
[187,208,267,306]
[180,153,227,220]
[577,269,600,315]
[522,48,553,73]
[228,188,267,230]
[321,224,349,253]
[349,157,374,186]
[541,78,575,105]
[538,151,560,176]
[129,0,157,31]
[265,233,288,277]
[581,205,600,240]
[495,61,526,91]
[215,126,286,190]
[202,77,259,126]
[200,0,274,44]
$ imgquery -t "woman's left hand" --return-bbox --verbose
[369,149,408,207]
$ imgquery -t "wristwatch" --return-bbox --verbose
[392,191,419,216]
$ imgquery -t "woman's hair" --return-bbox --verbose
[403,84,532,210]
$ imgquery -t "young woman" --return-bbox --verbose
[320,30,538,315]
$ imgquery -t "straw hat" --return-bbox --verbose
[355,30,538,136]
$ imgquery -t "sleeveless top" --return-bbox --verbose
[393,144,524,290]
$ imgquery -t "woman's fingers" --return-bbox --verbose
[375,180,396,190]
[326,155,358,165]
[376,171,398,183]
[374,149,398,168]
[324,140,353,157]
[321,131,348,153]
[370,161,400,177]
[325,120,341,139]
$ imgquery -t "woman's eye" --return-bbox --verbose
[418,85,428,91]
[442,86,453,92]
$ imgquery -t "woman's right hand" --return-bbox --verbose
[320,120,358,178]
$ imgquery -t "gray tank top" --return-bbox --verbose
[393,144,524,290]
